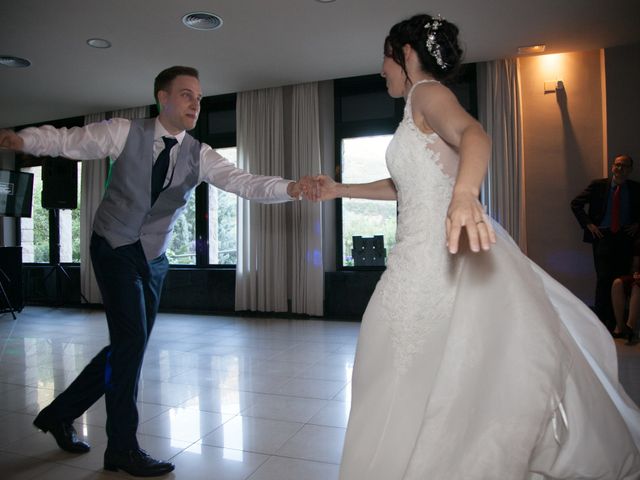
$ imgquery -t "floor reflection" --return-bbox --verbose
[0,307,361,479]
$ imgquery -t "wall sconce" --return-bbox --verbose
[518,44,546,55]
[544,80,564,94]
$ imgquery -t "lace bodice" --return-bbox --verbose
[387,79,459,244]
[376,79,462,372]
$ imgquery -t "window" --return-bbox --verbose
[198,93,237,266]
[59,164,82,263]
[20,166,49,263]
[166,193,196,265]
[340,135,396,266]
[209,147,237,265]
[334,74,403,268]
[18,116,85,265]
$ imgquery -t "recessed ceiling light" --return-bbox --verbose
[315,0,337,3]
[518,44,546,55]
[87,38,112,49]
[0,56,31,68]
[182,12,223,31]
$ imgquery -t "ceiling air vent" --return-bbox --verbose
[182,12,223,31]
[86,38,112,49]
[0,56,31,68]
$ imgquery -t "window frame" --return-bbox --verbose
[15,115,84,266]
[192,93,237,269]
[333,74,403,271]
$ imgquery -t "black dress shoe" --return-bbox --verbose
[627,331,640,346]
[33,410,91,453]
[104,448,175,477]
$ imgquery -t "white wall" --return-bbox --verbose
[520,50,605,304]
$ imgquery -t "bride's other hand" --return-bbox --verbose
[446,190,496,254]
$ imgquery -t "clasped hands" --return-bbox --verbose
[288,175,337,202]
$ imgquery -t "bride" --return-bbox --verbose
[313,13,640,480]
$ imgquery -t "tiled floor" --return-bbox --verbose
[1,307,640,480]
[0,307,358,479]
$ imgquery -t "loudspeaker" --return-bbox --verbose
[42,158,77,210]
[352,235,386,267]
[0,246,24,313]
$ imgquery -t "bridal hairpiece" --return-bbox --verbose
[424,15,448,69]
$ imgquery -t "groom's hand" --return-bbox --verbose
[0,129,24,151]
[288,176,319,200]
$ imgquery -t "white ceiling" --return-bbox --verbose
[1,0,639,129]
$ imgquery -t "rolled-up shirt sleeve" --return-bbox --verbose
[199,143,293,203]
[18,118,130,160]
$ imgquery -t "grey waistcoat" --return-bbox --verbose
[93,118,201,260]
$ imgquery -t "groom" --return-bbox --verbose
[0,65,315,477]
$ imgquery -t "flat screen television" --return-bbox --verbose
[0,169,34,218]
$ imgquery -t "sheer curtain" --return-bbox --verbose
[290,83,323,316]
[477,58,526,251]
[235,88,288,312]
[80,106,149,303]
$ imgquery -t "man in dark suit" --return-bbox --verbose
[571,154,640,332]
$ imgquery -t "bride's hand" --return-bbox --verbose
[314,175,341,201]
[446,191,496,254]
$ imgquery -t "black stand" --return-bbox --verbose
[43,262,89,306]
[0,267,16,319]
[43,208,89,306]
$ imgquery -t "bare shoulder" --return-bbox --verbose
[410,82,460,134]
[412,81,457,108]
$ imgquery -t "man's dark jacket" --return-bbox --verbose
[571,178,640,243]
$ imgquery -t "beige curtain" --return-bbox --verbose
[235,88,288,312]
[80,112,106,304]
[80,106,149,304]
[477,58,526,251]
[290,83,323,316]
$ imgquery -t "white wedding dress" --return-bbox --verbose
[339,80,640,480]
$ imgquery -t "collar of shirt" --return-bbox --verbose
[151,117,184,177]
[154,117,186,146]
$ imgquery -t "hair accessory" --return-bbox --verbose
[424,15,448,69]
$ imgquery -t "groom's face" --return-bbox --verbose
[158,75,202,134]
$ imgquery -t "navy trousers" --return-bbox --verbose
[47,233,169,450]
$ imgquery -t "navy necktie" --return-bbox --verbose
[151,136,177,205]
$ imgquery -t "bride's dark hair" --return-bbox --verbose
[384,14,463,82]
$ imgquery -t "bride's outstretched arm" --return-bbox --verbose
[311,175,397,201]
[412,82,496,254]
[446,122,494,254]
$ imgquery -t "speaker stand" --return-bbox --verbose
[0,268,17,320]
[43,263,89,306]
[44,208,89,306]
